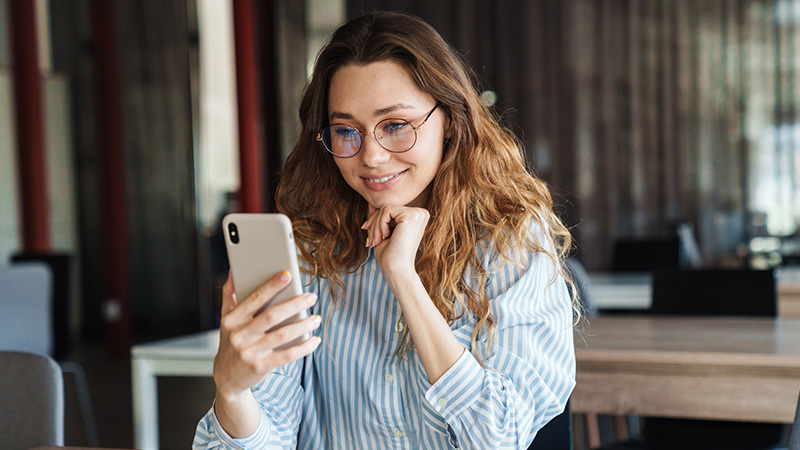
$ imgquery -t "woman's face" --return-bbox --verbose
[327,61,445,214]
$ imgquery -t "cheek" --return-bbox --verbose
[333,158,361,187]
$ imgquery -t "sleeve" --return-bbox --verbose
[193,269,319,450]
[424,228,576,449]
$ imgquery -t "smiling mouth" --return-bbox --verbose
[365,171,405,184]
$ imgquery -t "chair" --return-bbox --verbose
[650,269,777,317]
[0,351,65,449]
[12,253,75,359]
[611,238,681,273]
[0,262,99,446]
[529,400,572,450]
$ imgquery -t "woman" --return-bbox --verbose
[195,11,576,450]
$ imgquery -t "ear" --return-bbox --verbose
[442,112,454,140]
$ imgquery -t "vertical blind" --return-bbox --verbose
[490,0,800,269]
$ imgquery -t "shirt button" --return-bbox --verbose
[395,320,405,333]
[393,429,403,438]
[385,373,394,384]
[438,398,448,408]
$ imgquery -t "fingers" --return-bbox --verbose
[363,205,393,247]
[247,291,318,336]
[227,270,294,322]
[274,335,323,365]
[258,313,322,353]
[220,294,321,372]
[362,205,429,247]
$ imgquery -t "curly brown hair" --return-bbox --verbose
[276,11,576,362]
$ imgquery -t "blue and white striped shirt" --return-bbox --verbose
[194,231,575,449]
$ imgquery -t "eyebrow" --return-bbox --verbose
[329,103,416,122]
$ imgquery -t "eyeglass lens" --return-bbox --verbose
[321,118,418,157]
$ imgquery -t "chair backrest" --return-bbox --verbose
[12,253,74,359]
[651,269,777,317]
[790,391,800,450]
[0,351,65,449]
[612,238,681,273]
[528,400,572,450]
[0,262,53,354]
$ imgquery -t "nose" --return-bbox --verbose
[359,132,391,168]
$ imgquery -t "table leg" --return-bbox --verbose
[132,358,160,449]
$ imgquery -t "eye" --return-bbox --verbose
[380,120,411,135]
[332,125,360,141]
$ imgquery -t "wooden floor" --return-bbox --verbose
[65,338,216,449]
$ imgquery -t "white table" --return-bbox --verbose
[587,273,652,310]
[131,330,218,450]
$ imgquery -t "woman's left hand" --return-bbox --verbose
[362,205,430,278]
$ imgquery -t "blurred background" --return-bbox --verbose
[1,0,799,447]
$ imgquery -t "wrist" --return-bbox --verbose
[383,268,421,293]
[215,383,251,405]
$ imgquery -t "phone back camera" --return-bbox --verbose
[228,222,239,244]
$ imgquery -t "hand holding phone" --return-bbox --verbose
[223,213,310,339]
[213,214,321,402]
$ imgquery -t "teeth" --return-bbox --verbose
[367,174,396,183]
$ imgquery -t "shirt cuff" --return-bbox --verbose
[425,348,484,420]
[210,401,271,449]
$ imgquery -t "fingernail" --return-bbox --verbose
[279,271,290,282]
[315,336,322,346]
[361,221,368,229]
[312,315,322,326]
[365,237,370,247]
[306,293,318,304]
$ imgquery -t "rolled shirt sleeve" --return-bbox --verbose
[193,360,305,450]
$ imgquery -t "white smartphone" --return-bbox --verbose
[222,213,310,348]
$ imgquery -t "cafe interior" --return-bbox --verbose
[2,0,800,449]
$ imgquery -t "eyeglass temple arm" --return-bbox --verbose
[413,104,439,131]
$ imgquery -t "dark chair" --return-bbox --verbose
[612,238,681,273]
[650,269,777,317]
[599,268,783,450]
[529,400,572,450]
[0,351,64,449]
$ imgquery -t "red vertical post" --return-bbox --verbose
[8,0,50,252]
[232,0,264,213]
[90,0,132,356]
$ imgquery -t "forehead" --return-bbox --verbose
[327,61,432,115]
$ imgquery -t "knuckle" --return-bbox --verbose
[251,359,268,373]
[238,347,256,366]
[260,310,277,325]
[228,330,245,349]
[220,316,234,330]
[272,327,291,344]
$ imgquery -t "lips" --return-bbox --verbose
[362,169,407,190]
[366,173,398,183]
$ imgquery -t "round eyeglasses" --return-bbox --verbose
[316,105,439,158]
